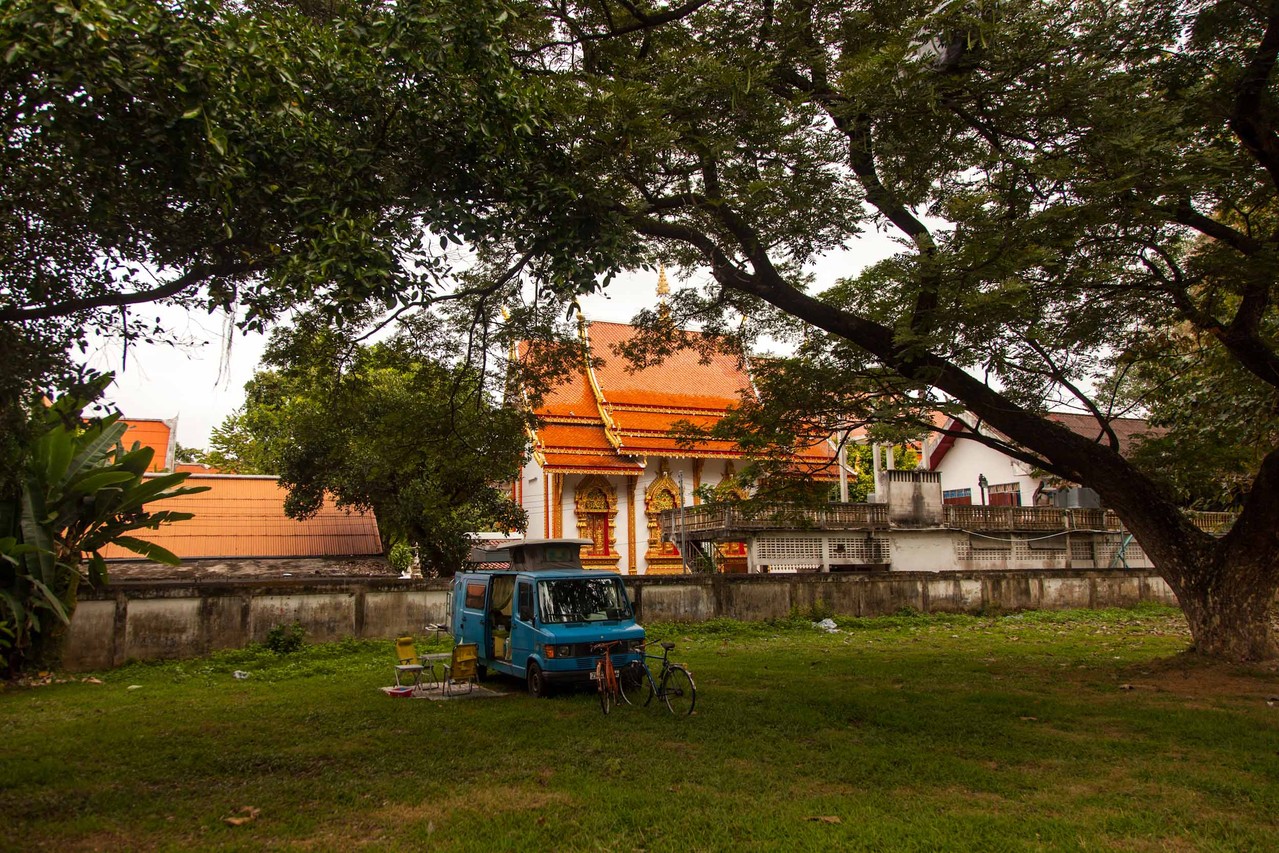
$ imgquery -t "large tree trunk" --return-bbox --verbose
[1140,537,1279,661]
[1066,443,1279,662]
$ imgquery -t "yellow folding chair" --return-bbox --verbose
[442,642,479,696]
[393,636,435,690]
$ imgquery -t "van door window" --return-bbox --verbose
[465,581,486,609]
[517,582,533,623]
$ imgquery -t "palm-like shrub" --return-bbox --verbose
[0,375,208,675]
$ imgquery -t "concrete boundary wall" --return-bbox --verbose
[63,570,1178,671]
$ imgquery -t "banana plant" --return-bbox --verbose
[0,374,209,674]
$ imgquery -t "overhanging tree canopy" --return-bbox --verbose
[480,0,1279,661]
[0,0,622,472]
[6,0,1279,661]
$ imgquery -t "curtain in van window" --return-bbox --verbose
[491,576,514,616]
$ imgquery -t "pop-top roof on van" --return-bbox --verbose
[465,538,593,571]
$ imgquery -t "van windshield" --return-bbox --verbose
[538,577,632,623]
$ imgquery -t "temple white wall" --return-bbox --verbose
[518,456,737,574]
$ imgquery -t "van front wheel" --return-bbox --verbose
[527,661,550,698]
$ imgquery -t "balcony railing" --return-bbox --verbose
[659,502,890,538]
[942,506,1105,531]
[660,501,1236,538]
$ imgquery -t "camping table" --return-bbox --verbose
[420,653,451,686]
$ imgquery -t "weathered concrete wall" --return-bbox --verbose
[889,529,959,572]
[62,570,1181,671]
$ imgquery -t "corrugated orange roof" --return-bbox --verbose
[99,475,383,560]
[607,409,724,434]
[121,419,173,472]
[517,339,600,420]
[175,462,225,475]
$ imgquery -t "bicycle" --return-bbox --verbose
[619,641,696,715]
[591,640,625,714]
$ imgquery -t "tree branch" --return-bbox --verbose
[0,260,254,323]
[1142,245,1279,390]
[1230,1,1279,196]
[524,0,713,52]
[1022,336,1122,451]
[1166,199,1263,256]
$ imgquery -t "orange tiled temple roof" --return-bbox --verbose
[522,319,836,475]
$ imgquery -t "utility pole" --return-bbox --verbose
[677,471,687,572]
[838,430,849,503]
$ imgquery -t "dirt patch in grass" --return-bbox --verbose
[65,832,160,853]
[1115,654,1279,702]
[374,785,574,824]
[289,787,575,849]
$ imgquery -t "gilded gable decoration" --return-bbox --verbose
[717,462,750,572]
[574,475,620,570]
[644,466,683,574]
[718,461,751,501]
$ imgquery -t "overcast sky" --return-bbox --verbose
[87,231,906,450]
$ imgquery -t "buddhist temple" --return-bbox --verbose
[515,271,838,574]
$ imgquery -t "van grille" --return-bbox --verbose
[566,642,638,657]
[575,654,629,668]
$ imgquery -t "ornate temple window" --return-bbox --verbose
[717,461,751,501]
[717,462,750,572]
[644,467,684,574]
[574,475,620,570]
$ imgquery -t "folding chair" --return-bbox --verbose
[442,642,479,696]
[394,636,435,691]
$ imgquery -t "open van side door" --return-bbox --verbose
[455,576,489,651]
[510,579,536,675]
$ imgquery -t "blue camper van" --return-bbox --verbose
[451,538,645,697]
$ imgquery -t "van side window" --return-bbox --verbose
[517,582,533,623]
[465,582,486,610]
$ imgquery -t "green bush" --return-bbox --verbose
[388,541,413,575]
[265,622,306,655]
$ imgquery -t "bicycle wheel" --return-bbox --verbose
[659,665,696,715]
[596,661,612,715]
[619,661,655,706]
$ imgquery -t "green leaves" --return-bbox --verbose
[111,536,181,566]
[211,313,529,574]
[1,372,208,673]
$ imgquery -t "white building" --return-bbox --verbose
[924,413,1159,506]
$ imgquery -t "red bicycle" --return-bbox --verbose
[591,640,625,714]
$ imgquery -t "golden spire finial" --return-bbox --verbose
[656,265,672,321]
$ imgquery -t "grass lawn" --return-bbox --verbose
[3,605,1278,851]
